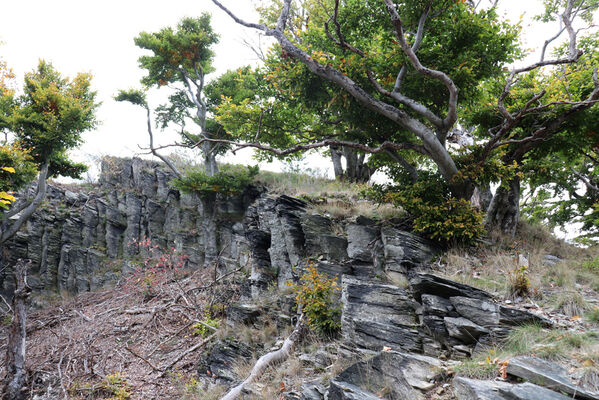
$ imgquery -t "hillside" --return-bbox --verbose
[1,158,599,400]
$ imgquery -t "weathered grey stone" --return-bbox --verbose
[381,227,438,274]
[196,339,253,382]
[410,273,494,302]
[453,377,514,400]
[498,306,552,327]
[329,351,435,400]
[450,296,500,327]
[341,276,421,353]
[226,304,261,325]
[507,356,599,400]
[346,223,379,262]
[422,294,455,316]
[500,382,573,400]
[444,317,489,344]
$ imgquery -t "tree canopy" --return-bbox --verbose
[0,60,98,243]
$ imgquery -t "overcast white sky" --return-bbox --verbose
[0,0,561,179]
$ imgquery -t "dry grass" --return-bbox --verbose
[311,199,405,221]
[441,221,599,302]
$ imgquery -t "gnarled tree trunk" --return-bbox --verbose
[485,178,521,237]
[3,260,31,400]
[329,146,373,183]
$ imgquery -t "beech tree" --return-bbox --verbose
[207,0,599,237]
[0,60,98,400]
[0,60,98,244]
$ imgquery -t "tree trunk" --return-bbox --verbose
[330,146,344,180]
[471,185,493,212]
[330,146,373,183]
[485,178,521,236]
[3,260,31,400]
[201,193,219,267]
[203,143,219,177]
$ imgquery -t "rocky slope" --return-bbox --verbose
[1,157,598,399]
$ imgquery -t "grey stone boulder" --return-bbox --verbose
[328,381,385,400]
[346,220,379,262]
[453,377,512,399]
[341,276,421,353]
[422,294,455,316]
[381,227,438,274]
[506,356,599,400]
[196,339,253,382]
[329,351,443,400]
[453,377,573,400]
[450,296,500,327]
[444,317,489,344]
[410,273,494,302]
[500,382,574,400]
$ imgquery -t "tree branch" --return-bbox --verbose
[383,0,458,129]
[0,163,49,244]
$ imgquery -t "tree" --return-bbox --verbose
[129,15,220,175]
[0,60,98,399]
[209,0,598,237]
[0,60,98,244]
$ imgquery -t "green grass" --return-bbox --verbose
[453,324,599,379]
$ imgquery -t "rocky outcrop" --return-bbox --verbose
[1,157,440,304]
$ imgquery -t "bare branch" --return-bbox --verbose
[211,0,269,31]
[572,168,599,193]
[196,136,428,158]
[393,2,431,92]
[143,105,182,178]
[383,0,459,129]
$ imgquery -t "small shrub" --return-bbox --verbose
[173,165,258,198]
[289,262,341,337]
[192,317,221,338]
[100,372,131,400]
[363,173,484,244]
[582,257,599,273]
[508,265,531,297]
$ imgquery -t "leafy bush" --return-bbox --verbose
[289,262,341,337]
[192,317,220,338]
[364,172,484,244]
[508,265,531,297]
[173,165,259,198]
[100,373,131,400]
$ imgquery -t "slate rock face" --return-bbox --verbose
[453,377,574,400]
[196,339,254,382]
[506,356,599,400]
[341,276,421,353]
[329,351,444,400]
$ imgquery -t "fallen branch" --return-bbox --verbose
[159,332,217,378]
[124,346,161,373]
[220,314,306,400]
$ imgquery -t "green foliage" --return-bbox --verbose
[99,373,132,400]
[135,15,218,87]
[192,317,220,338]
[583,257,599,273]
[366,172,484,244]
[8,60,98,176]
[0,143,37,194]
[508,265,531,297]
[289,262,341,337]
[173,165,259,198]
